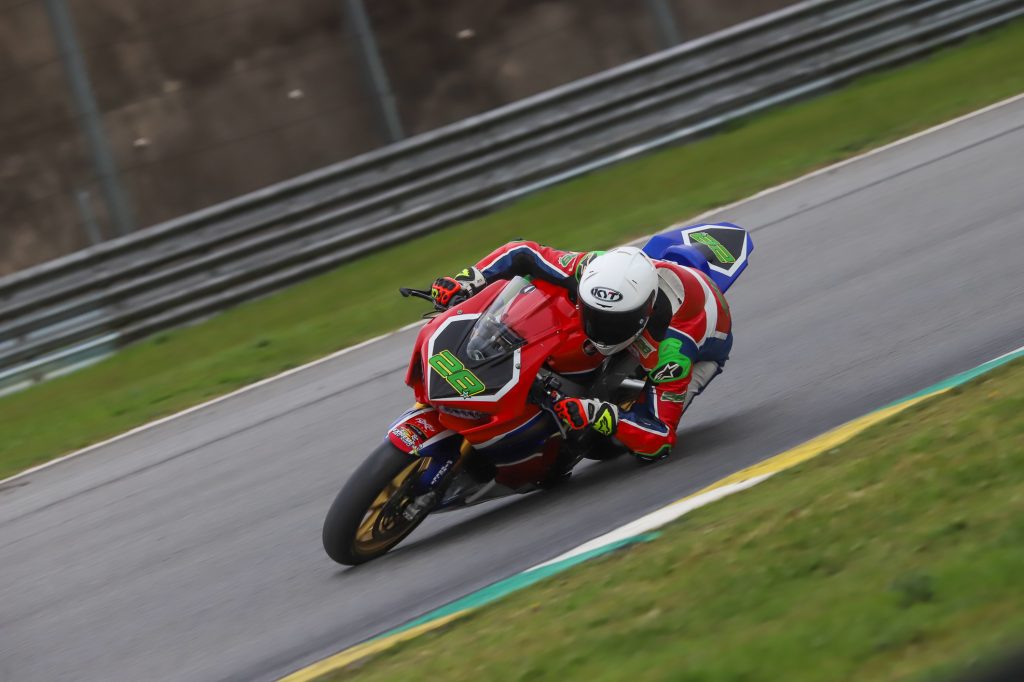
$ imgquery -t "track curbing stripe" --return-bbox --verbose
[278,344,1023,681]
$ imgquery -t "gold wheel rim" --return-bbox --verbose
[353,458,428,553]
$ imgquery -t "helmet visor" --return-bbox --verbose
[581,296,654,347]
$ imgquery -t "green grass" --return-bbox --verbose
[2,20,1024,479]
[321,359,1024,682]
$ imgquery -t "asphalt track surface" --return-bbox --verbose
[2,99,1023,682]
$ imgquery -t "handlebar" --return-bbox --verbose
[400,286,449,316]
[399,287,434,302]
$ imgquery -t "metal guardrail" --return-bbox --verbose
[1,0,1021,392]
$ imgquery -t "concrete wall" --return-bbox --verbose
[0,0,796,276]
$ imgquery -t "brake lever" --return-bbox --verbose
[399,287,434,302]
[401,286,450,315]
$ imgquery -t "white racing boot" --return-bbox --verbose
[682,360,724,410]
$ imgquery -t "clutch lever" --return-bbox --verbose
[400,286,447,315]
[399,287,434,302]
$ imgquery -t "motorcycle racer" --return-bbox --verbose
[431,240,733,462]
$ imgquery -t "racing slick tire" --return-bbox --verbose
[322,442,432,565]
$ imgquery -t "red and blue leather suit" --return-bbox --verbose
[473,240,733,459]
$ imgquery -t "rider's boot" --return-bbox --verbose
[440,447,495,502]
[681,360,725,411]
[462,447,497,484]
[461,451,517,503]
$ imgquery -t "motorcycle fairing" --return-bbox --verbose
[468,408,553,461]
[424,314,521,402]
[405,277,584,451]
[404,280,507,394]
[642,222,753,294]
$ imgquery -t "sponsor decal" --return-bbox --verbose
[708,277,731,315]
[390,425,420,449]
[412,417,440,439]
[593,405,617,436]
[662,391,688,403]
[430,460,453,486]
[689,232,736,264]
[428,350,486,396]
[437,405,487,420]
[590,287,623,303]
[558,252,578,268]
[651,362,686,383]
[631,335,655,358]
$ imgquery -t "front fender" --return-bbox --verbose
[386,406,463,493]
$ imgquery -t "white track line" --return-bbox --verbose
[637,91,1024,235]
[529,474,772,571]
[4,92,1023,488]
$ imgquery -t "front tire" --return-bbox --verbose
[322,442,431,565]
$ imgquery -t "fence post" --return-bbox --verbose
[74,189,103,245]
[646,0,682,49]
[342,0,405,144]
[43,0,135,237]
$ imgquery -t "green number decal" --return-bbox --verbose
[428,350,486,396]
[690,232,736,264]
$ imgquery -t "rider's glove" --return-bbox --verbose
[431,267,487,308]
[553,397,619,436]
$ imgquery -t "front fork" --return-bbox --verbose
[385,369,596,508]
[386,405,467,504]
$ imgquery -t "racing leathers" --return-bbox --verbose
[452,240,733,461]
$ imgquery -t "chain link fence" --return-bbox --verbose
[0,0,797,276]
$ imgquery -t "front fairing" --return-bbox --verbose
[406,279,582,438]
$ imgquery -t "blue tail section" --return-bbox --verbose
[642,222,753,293]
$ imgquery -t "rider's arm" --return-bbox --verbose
[432,242,588,309]
[614,330,697,460]
[474,241,586,290]
[615,267,729,459]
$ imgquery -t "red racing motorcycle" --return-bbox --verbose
[322,223,752,564]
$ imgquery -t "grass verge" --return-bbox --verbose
[320,358,1024,682]
[2,20,1024,479]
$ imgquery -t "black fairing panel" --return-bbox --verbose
[427,318,517,401]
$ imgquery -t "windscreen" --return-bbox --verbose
[464,277,531,362]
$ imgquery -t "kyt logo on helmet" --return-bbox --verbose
[589,287,623,303]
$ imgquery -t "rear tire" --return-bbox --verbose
[322,442,431,565]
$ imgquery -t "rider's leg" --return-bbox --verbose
[467,410,560,489]
[681,360,724,410]
[461,446,497,483]
[682,332,733,410]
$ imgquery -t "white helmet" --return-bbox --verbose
[577,246,659,355]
